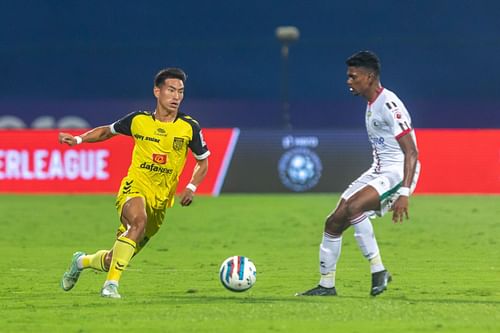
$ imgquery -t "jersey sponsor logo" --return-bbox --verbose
[369,136,385,146]
[145,136,160,143]
[152,153,167,164]
[139,162,173,174]
[134,133,160,143]
[173,137,185,151]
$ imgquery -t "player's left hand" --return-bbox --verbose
[179,188,194,206]
[390,196,409,223]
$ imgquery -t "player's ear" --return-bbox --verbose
[153,86,160,98]
[368,72,375,83]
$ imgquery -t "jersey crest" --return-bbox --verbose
[173,137,185,151]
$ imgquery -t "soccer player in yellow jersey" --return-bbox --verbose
[58,68,210,299]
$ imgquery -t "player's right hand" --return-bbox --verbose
[390,196,409,223]
[58,132,78,146]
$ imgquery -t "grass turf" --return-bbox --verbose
[0,194,499,332]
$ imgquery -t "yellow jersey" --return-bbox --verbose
[111,111,210,208]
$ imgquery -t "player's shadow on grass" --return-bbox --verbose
[155,294,319,304]
[340,294,500,305]
[153,294,500,306]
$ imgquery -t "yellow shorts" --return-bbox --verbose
[115,178,168,254]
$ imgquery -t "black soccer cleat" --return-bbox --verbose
[295,285,337,296]
[370,270,392,296]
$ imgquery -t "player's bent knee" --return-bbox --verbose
[344,200,364,220]
[326,207,348,225]
[324,214,347,236]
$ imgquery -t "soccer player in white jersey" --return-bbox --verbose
[297,50,420,296]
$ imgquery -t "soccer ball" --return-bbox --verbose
[219,256,257,292]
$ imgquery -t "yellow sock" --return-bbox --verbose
[81,250,109,272]
[106,236,136,283]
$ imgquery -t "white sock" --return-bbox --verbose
[351,214,385,273]
[318,232,342,288]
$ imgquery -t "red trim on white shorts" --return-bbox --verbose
[350,214,368,225]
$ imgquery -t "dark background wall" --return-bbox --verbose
[1,1,499,129]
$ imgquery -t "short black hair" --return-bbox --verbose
[154,68,187,87]
[346,50,381,76]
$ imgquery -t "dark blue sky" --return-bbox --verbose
[1,1,499,128]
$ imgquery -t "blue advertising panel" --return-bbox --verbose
[221,130,371,193]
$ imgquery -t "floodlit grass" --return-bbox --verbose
[0,194,499,332]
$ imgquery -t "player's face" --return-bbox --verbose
[154,78,185,112]
[346,66,373,97]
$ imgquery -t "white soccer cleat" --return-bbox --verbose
[61,251,85,291]
[101,282,121,299]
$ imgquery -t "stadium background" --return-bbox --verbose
[1,1,499,193]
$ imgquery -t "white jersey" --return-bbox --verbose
[365,87,417,172]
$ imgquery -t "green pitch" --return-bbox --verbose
[0,194,499,333]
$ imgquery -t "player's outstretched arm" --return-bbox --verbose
[391,133,419,223]
[179,158,209,206]
[58,125,116,146]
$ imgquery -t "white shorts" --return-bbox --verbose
[341,162,420,217]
